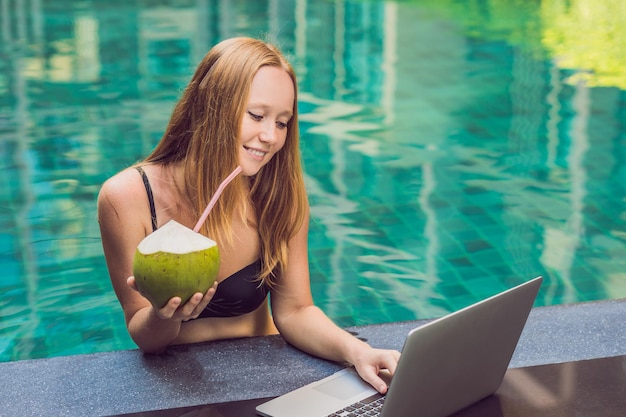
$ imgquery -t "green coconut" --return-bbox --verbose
[132,220,220,308]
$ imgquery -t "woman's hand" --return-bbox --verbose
[127,276,218,322]
[352,348,401,394]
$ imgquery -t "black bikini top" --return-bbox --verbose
[135,166,269,318]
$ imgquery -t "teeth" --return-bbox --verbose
[247,148,266,157]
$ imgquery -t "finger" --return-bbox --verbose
[360,368,389,394]
[157,296,182,319]
[127,276,138,291]
[381,350,401,375]
[182,292,205,319]
[202,281,218,303]
[179,282,218,320]
[190,282,219,316]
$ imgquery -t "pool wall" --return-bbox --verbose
[1,299,624,416]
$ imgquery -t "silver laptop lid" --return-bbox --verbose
[380,276,542,417]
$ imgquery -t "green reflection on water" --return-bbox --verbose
[1,0,625,362]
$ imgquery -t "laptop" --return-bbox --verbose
[256,276,542,417]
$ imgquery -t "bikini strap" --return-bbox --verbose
[135,166,158,232]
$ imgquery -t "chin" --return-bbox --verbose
[239,164,261,177]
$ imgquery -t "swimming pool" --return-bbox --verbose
[1,0,625,362]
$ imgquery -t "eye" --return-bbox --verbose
[248,111,263,121]
[276,121,288,130]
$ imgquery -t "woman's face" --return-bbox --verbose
[239,66,294,176]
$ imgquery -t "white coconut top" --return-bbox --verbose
[137,220,217,254]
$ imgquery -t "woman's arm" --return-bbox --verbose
[270,208,400,393]
[97,169,215,353]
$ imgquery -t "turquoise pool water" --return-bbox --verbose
[1,0,625,362]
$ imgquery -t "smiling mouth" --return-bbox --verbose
[245,146,266,159]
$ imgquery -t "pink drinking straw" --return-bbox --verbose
[193,166,243,232]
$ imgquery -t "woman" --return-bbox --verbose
[98,37,399,393]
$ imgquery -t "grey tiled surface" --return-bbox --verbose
[1,299,624,417]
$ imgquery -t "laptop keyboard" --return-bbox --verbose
[327,393,386,416]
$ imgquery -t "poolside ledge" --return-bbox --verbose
[1,299,625,416]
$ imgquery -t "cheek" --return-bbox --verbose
[239,120,254,140]
[274,133,288,152]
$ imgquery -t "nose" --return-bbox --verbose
[259,121,278,143]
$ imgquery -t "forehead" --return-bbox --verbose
[248,66,294,114]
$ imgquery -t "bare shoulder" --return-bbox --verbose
[98,167,144,206]
[97,167,147,225]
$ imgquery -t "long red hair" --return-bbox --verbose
[145,37,307,286]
